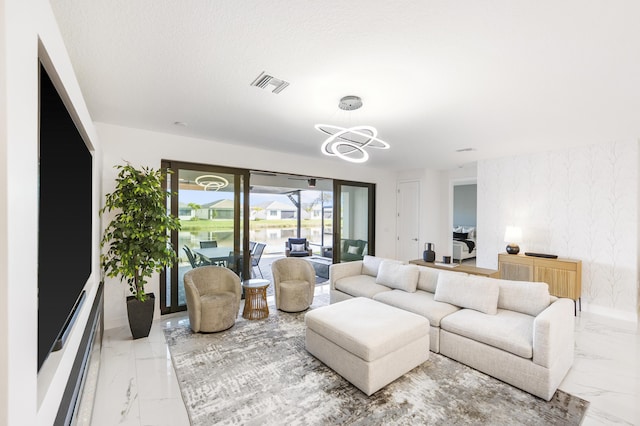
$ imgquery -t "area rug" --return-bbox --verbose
[163,295,589,425]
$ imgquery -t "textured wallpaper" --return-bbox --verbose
[477,140,638,315]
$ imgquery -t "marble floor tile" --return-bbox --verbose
[92,285,640,426]
[559,310,640,425]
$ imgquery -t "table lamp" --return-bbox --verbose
[504,226,522,254]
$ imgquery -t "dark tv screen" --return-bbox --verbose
[38,63,93,371]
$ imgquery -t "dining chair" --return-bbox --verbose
[226,251,245,280]
[183,245,203,269]
[251,242,266,278]
[200,240,218,248]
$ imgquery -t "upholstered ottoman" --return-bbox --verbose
[304,297,430,396]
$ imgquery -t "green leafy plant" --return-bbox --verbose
[100,164,181,302]
[188,202,201,221]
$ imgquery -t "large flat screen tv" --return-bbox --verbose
[38,63,93,371]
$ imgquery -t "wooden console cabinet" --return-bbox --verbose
[498,253,582,313]
[409,259,499,278]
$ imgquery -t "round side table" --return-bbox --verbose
[242,279,270,320]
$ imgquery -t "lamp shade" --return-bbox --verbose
[504,226,522,243]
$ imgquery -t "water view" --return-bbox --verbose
[178,221,332,260]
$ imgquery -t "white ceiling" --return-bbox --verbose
[50,1,640,171]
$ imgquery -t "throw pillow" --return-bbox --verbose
[453,232,468,240]
[347,245,360,255]
[291,243,305,252]
[376,261,419,292]
[462,226,475,239]
[362,255,401,277]
[434,274,499,315]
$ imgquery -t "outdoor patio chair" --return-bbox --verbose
[285,238,312,257]
[184,245,205,269]
[251,242,266,278]
[199,240,218,248]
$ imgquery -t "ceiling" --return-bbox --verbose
[50,1,640,171]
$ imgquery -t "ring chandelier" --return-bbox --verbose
[195,174,229,191]
[314,124,390,163]
[314,96,390,163]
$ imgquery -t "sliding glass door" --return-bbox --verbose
[159,162,375,313]
[161,160,249,314]
[333,180,375,263]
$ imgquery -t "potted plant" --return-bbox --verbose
[100,163,181,339]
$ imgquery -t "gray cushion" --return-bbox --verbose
[434,274,499,315]
[376,261,419,292]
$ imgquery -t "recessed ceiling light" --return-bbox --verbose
[455,147,475,152]
[174,121,188,127]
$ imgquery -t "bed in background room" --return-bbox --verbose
[452,226,476,263]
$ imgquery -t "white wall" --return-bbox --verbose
[477,140,639,321]
[1,0,103,425]
[97,122,398,330]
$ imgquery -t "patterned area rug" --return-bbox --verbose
[164,295,589,425]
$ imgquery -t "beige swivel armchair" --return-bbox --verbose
[183,266,242,332]
[271,257,316,312]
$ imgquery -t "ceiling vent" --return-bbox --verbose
[250,71,290,94]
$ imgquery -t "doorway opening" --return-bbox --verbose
[249,171,333,260]
[451,181,477,265]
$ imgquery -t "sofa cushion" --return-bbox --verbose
[440,308,534,359]
[373,289,460,327]
[497,279,551,317]
[376,261,419,292]
[334,274,392,299]
[434,274,499,315]
[416,266,439,293]
[416,267,468,293]
[361,255,401,277]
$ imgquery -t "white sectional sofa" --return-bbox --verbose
[329,255,575,401]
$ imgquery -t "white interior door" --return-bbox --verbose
[396,180,420,261]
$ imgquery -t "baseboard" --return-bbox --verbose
[581,302,638,324]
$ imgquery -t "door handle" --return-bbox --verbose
[412,238,418,241]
